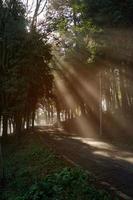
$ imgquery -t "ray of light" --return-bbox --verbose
[54,71,78,109]
[56,57,99,101]
[54,57,100,119]
[54,71,96,137]
[54,56,133,136]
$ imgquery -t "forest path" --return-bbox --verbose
[35,126,133,199]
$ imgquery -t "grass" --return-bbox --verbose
[0,133,119,200]
[1,134,69,200]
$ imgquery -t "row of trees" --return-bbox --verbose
[42,0,133,135]
[0,0,133,135]
[0,0,53,137]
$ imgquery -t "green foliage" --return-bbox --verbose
[1,135,119,200]
[82,0,133,26]
[22,168,115,200]
[1,134,67,200]
[46,0,103,64]
[47,0,133,66]
[57,18,69,33]
[0,0,53,135]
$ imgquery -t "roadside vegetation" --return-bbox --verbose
[0,0,133,199]
[1,134,118,200]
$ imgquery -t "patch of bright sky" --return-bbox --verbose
[22,0,47,20]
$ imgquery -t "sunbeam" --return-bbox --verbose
[53,54,133,138]
[54,70,96,137]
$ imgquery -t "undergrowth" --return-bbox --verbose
[0,134,118,200]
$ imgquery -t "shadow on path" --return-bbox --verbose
[35,126,133,198]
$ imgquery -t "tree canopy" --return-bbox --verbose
[0,0,53,136]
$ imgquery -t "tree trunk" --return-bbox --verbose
[15,114,22,136]
[26,114,30,130]
[9,119,12,134]
[99,72,102,136]
[32,111,35,129]
[0,138,5,186]
[2,114,8,138]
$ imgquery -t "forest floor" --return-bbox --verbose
[0,134,70,200]
[34,126,133,199]
[1,132,121,200]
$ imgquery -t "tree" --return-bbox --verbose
[46,0,133,136]
[0,0,54,184]
[0,0,53,136]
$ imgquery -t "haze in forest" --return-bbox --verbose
[1,1,133,199]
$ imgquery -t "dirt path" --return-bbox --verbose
[35,126,133,199]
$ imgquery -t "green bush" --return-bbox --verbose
[2,135,118,200]
[22,168,116,200]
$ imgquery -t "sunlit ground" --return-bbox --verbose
[70,136,133,164]
[51,55,133,165]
